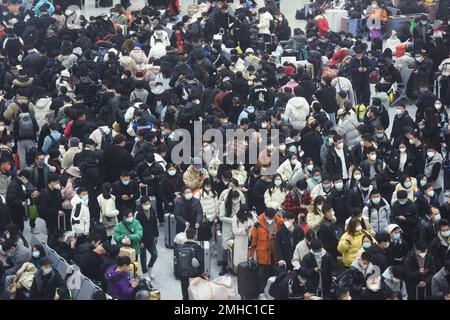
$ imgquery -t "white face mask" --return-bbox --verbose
[418,252,427,258]
[168,169,176,176]
[142,204,151,211]
[54,184,61,190]
[435,103,442,110]
[0,126,4,131]
[266,218,274,224]
[399,148,406,153]
[126,217,133,223]
[81,195,89,202]
[354,174,362,181]
[184,193,193,201]
[290,159,298,166]
[274,179,282,186]
[427,152,435,158]
[306,164,314,171]
[356,225,362,232]
[369,154,377,161]
[409,139,415,145]
[336,142,343,150]
[284,220,294,229]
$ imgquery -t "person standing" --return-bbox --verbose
[275,211,304,271]
[6,170,32,232]
[136,196,159,279]
[37,174,63,238]
[114,209,144,262]
[349,46,371,106]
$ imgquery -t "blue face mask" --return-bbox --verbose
[392,233,401,241]
[39,160,45,166]
[441,230,450,238]
[313,176,322,182]
[376,133,384,139]
[372,197,381,205]
[5,252,14,257]
[362,242,372,249]
[404,181,412,189]
[398,199,408,205]
[323,183,331,189]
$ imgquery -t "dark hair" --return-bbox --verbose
[121,208,133,218]
[33,244,47,259]
[225,189,240,218]
[310,239,323,251]
[265,208,276,219]
[116,256,131,267]
[186,228,196,240]
[375,232,390,243]
[415,241,428,251]
[283,211,295,220]
[305,230,316,241]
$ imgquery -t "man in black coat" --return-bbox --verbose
[135,196,159,276]
[326,135,350,180]
[348,177,372,210]
[112,171,140,217]
[299,239,337,297]
[390,190,419,247]
[275,211,304,271]
[30,258,69,300]
[390,103,415,141]
[5,170,31,232]
[174,187,203,234]
[430,220,450,270]
[366,232,391,273]
[404,242,437,300]
[252,175,272,214]
[314,76,339,126]
[38,174,64,238]
[317,204,339,260]
[301,122,322,166]
[102,134,135,183]
[416,206,441,245]
[326,176,350,228]
[80,242,108,283]
[348,47,372,106]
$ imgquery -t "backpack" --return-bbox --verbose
[48,134,61,153]
[18,113,34,139]
[177,244,198,277]
[99,127,112,150]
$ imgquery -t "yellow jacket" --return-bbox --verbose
[337,230,374,267]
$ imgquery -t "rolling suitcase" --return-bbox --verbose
[164,213,176,248]
[264,276,276,300]
[201,241,211,276]
[228,243,238,274]
[325,9,348,32]
[237,261,259,300]
[173,244,180,279]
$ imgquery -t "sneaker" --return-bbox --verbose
[218,269,228,276]
[143,273,151,281]
[31,228,40,234]
[147,267,155,279]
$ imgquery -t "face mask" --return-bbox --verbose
[122,179,130,185]
[362,242,371,249]
[399,199,408,205]
[39,160,45,166]
[392,233,401,241]
[0,126,4,131]
[434,213,441,222]
[420,179,427,187]
[261,123,267,129]
[32,251,40,258]
[126,217,133,223]
[5,251,14,257]
[427,190,435,198]
[441,230,450,238]
[284,220,293,229]
[420,20,427,25]
[266,218,274,224]
[142,204,151,211]
[404,181,412,189]
[396,109,403,115]
[297,189,305,195]
[383,242,390,249]
[204,186,211,192]
[367,282,380,291]
[306,164,314,171]
[42,267,52,275]
[369,154,377,161]
[392,277,401,283]
[356,225,363,232]
[435,103,442,110]
[312,250,323,257]
[372,197,381,205]
[360,262,368,269]
[371,4,377,8]
[399,148,407,153]
[290,160,298,166]
[354,174,362,181]
[167,169,176,176]
[317,204,323,211]
[184,193,193,201]
[360,141,365,147]
[323,183,331,189]
[418,252,427,258]
[274,179,282,186]
[361,186,370,192]
[376,133,384,139]
[81,195,89,202]
[313,176,322,182]
[279,145,286,152]
[335,182,343,190]
[9,142,14,148]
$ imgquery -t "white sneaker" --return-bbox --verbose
[31,228,40,234]
[147,268,155,279]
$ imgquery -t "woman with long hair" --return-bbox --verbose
[338,218,374,268]
[306,195,325,233]
[264,173,288,211]
[231,205,255,273]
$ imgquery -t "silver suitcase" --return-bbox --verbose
[164,213,176,248]
[216,229,224,266]
[264,276,276,300]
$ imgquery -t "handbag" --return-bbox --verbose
[27,199,39,220]
[337,77,348,99]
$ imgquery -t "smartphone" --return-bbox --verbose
[140,184,148,197]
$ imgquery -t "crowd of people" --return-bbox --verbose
[0,0,448,300]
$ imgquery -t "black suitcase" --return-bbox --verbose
[99,0,112,7]
[237,261,259,300]
[173,244,180,279]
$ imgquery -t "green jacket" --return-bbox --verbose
[114,219,143,255]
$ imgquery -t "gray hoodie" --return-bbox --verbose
[382,267,408,300]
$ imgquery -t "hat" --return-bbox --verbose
[66,165,81,178]
[18,69,27,78]
[284,66,295,76]
[69,137,80,148]
[328,48,348,67]
[245,48,254,54]
[61,69,70,78]
[385,224,402,234]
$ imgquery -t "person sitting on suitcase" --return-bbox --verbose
[248,207,284,295]
[114,209,143,262]
[177,228,205,300]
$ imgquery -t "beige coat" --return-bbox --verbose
[183,165,209,191]
[61,146,81,170]
[291,239,311,270]
[97,194,119,237]
[219,188,246,250]
[15,262,37,290]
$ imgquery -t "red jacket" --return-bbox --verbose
[317,17,329,38]
[249,213,284,266]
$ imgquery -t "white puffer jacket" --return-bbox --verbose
[257,11,273,35]
[199,190,219,222]
[71,194,90,236]
[97,194,119,236]
[31,97,52,129]
[336,111,361,147]
[264,187,288,211]
[285,96,310,130]
[129,47,149,67]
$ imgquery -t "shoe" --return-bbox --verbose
[147,267,155,279]
[143,272,151,281]
[31,228,40,234]
[219,269,228,276]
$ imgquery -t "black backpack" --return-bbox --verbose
[48,134,61,154]
[99,127,112,150]
[177,244,198,278]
